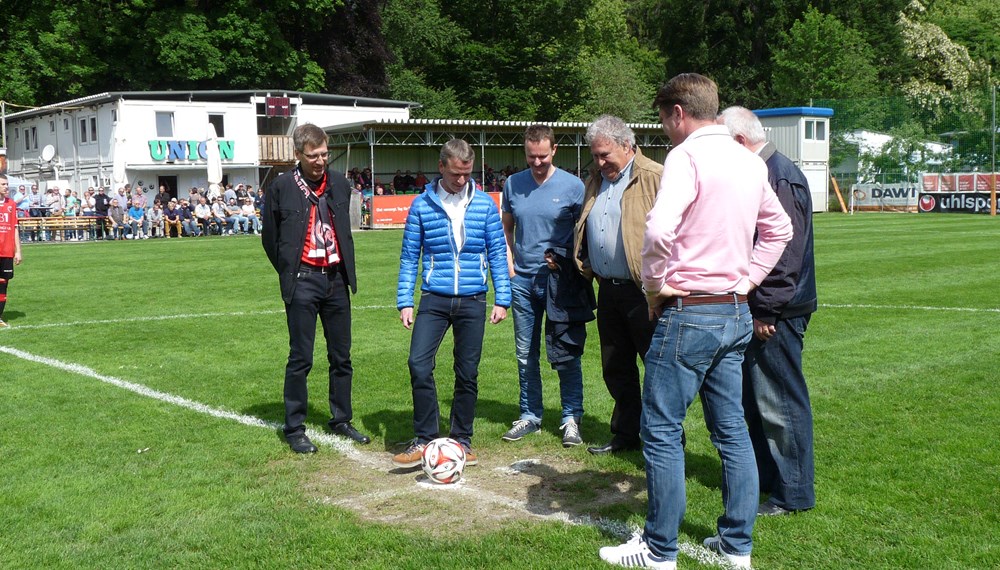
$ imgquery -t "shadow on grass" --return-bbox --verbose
[1,310,26,323]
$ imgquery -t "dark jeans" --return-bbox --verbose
[742,314,815,511]
[596,279,656,443]
[282,267,353,436]
[407,292,486,446]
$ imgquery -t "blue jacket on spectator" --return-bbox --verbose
[397,178,511,310]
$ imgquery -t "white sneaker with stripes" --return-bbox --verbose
[599,532,675,569]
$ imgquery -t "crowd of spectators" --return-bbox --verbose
[10,182,265,242]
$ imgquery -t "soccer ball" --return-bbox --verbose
[421,438,466,484]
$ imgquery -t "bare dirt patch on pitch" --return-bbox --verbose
[301,447,647,536]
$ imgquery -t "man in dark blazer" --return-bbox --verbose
[261,123,370,453]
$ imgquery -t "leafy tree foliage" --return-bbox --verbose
[0,0,390,106]
[772,8,881,104]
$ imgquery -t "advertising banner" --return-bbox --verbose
[917,192,994,214]
[370,192,503,228]
[921,172,998,192]
[850,183,919,211]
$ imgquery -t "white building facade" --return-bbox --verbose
[3,90,416,200]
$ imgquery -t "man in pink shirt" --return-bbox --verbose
[600,73,792,570]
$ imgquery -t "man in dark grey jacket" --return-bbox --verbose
[720,106,818,516]
[262,123,369,454]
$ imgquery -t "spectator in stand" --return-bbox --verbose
[254,187,265,210]
[241,198,261,234]
[225,197,248,234]
[45,187,63,216]
[94,187,111,240]
[148,201,164,238]
[155,184,172,207]
[188,187,202,209]
[393,170,406,193]
[211,197,231,234]
[414,171,428,189]
[164,199,183,238]
[81,189,96,216]
[28,184,44,218]
[108,198,128,240]
[113,186,130,214]
[235,183,249,202]
[63,190,81,241]
[360,167,373,188]
[223,184,238,205]
[179,199,200,236]
[194,197,213,236]
[131,186,147,209]
[127,198,147,239]
[402,170,416,190]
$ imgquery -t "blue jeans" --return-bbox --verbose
[510,272,584,426]
[742,314,815,511]
[407,292,486,446]
[641,298,757,560]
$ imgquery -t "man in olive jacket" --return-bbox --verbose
[573,115,663,455]
[261,123,369,454]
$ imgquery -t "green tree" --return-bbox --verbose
[772,8,881,104]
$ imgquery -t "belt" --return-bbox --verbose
[602,277,635,286]
[670,293,747,307]
[298,264,334,274]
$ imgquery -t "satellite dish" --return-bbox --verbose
[41,145,56,162]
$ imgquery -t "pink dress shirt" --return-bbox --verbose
[641,125,792,295]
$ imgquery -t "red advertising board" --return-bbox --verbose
[957,174,976,191]
[921,174,938,191]
[371,192,503,227]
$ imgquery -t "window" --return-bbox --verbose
[24,126,38,151]
[208,113,225,137]
[50,120,55,133]
[63,118,70,131]
[111,109,117,124]
[155,111,174,137]
[31,126,37,150]
[805,119,826,141]
[79,116,98,144]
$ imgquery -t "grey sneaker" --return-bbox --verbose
[502,419,540,441]
[703,535,751,569]
[560,419,582,447]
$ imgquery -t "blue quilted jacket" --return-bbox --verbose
[397,180,511,309]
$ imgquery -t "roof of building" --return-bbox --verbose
[754,107,835,118]
[324,117,666,133]
[4,90,421,121]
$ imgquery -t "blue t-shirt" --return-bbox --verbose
[502,168,583,275]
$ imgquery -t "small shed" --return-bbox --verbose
[755,107,834,212]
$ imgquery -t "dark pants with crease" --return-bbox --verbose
[407,292,486,447]
[282,266,354,437]
[742,314,815,511]
[596,279,656,444]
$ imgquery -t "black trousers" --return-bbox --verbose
[282,267,353,436]
[596,279,656,443]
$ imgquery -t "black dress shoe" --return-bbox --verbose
[331,422,371,444]
[757,502,795,516]
[587,439,642,455]
[287,433,318,454]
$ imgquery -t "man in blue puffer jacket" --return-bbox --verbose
[392,138,511,469]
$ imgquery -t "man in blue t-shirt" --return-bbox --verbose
[501,124,587,448]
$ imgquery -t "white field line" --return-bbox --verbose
[0,306,396,331]
[819,302,1000,314]
[1,344,728,567]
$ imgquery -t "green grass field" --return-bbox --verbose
[1,213,998,569]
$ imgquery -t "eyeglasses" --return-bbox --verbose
[301,151,329,161]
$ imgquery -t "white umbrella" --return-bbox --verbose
[112,134,127,184]
[206,124,222,194]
